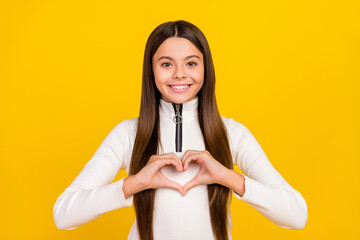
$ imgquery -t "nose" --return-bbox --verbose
[172,65,187,79]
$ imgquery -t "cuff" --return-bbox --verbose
[117,178,134,207]
[232,174,250,201]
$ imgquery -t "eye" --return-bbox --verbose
[161,62,172,67]
[187,62,197,67]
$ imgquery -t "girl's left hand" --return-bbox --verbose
[181,150,229,196]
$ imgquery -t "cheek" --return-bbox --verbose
[190,69,205,83]
[154,68,172,83]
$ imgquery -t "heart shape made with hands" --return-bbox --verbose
[160,162,200,187]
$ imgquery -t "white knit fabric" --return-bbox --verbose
[53,97,308,239]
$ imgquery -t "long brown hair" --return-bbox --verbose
[129,20,234,240]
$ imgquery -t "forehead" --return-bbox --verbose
[153,37,203,59]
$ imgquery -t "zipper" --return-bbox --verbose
[172,103,183,152]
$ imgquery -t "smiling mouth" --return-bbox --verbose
[167,84,192,93]
[168,84,192,89]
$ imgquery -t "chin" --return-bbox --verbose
[162,95,196,104]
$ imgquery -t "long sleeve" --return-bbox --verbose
[225,118,308,230]
[53,120,133,230]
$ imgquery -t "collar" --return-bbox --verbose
[159,97,198,118]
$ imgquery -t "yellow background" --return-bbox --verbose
[1,0,359,239]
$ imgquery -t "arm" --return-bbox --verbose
[53,120,133,230]
[226,118,308,230]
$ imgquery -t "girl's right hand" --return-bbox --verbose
[136,153,184,194]
[123,153,184,198]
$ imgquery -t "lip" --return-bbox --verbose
[168,84,192,93]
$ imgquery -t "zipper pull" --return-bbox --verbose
[173,103,183,153]
[173,104,183,124]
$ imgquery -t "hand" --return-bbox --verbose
[137,153,184,194]
[181,150,229,196]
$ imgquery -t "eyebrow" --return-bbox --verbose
[157,55,201,62]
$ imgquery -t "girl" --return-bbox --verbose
[53,20,308,240]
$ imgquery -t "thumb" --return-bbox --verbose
[164,178,183,194]
[182,178,199,196]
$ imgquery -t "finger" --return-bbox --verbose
[170,152,183,171]
[157,159,183,172]
[182,152,194,170]
[183,153,202,170]
[160,152,182,161]
[152,153,183,171]
[182,178,199,196]
[181,150,201,166]
[181,150,193,166]
[157,171,183,193]
[165,179,184,194]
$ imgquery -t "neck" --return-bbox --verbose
[159,97,198,118]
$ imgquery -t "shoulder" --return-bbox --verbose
[102,118,138,138]
[221,115,248,133]
[118,117,138,128]
[114,117,138,130]
[220,115,250,145]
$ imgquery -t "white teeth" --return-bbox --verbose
[171,85,189,89]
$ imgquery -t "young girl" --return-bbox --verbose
[53,20,308,240]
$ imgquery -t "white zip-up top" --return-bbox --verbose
[53,97,308,239]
